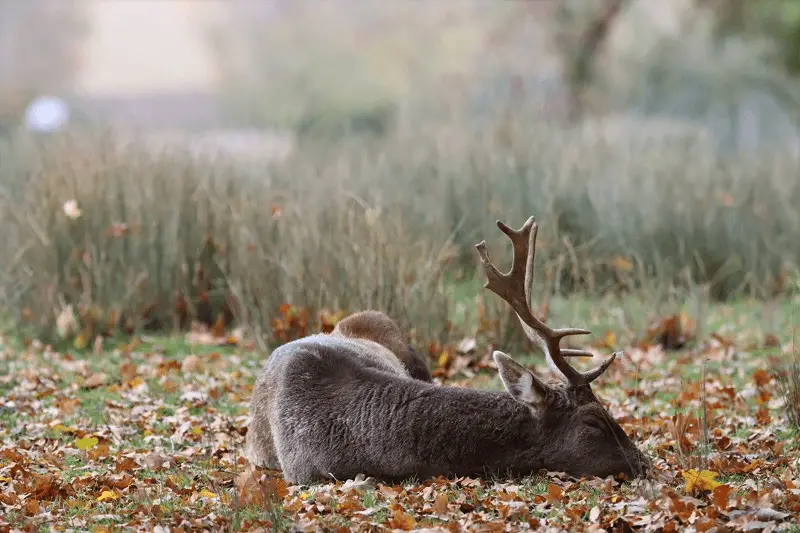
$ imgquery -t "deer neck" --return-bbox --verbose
[410,386,549,477]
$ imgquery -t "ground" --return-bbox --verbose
[0,297,798,532]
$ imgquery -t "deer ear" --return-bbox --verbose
[493,351,550,409]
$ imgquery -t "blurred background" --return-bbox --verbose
[1,0,798,350]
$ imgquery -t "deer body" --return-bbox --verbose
[255,336,641,484]
[244,311,431,470]
[246,216,649,483]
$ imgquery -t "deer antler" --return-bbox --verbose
[475,216,618,386]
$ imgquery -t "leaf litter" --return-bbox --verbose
[0,311,798,532]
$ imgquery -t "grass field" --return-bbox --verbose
[1,296,798,532]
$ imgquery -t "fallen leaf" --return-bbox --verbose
[754,508,790,521]
[546,483,564,503]
[182,354,203,373]
[682,469,722,494]
[198,488,217,499]
[753,369,772,387]
[24,498,40,516]
[433,493,449,516]
[142,452,170,470]
[712,484,731,511]
[388,509,416,530]
[75,436,99,451]
[83,373,107,389]
[97,490,119,502]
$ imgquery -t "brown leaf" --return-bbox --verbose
[120,361,138,382]
[695,516,717,532]
[388,509,416,530]
[712,484,731,511]
[115,457,139,473]
[83,373,107,389]
[24,498,40,516]
[753,369,772,387]
[182,354,203,373]
[235,465,288,507]
[433,493,449,516]
[88,444,110,460]
[764,333,780,347]
[546,483,564,504]
[142,453,170,470]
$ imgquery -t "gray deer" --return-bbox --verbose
[244,216,649,484]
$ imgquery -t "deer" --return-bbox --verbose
[245,309,432,470]
[245,215,650,484]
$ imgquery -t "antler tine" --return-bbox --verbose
[476,216,618,387]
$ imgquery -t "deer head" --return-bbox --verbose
[475,216,650,479]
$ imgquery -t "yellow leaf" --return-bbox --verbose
[97,490,119,502]
[613,256,634,272]
[198,489,217,499]
[682,469,722,494]
[0,476,11,482]
[603,331,616,349]
[191,426,203,436]
[74,332,89,350]
[51,423,69,433]
[437,351,450,368]
[75,436,99,451]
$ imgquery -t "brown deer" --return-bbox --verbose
[246,216,649,483]
[244,310,431,469]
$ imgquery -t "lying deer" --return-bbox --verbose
[246,216,649,483]
[245,309,432,469]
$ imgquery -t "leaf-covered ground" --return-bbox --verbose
[1,300,799,532]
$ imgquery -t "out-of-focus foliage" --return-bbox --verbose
[699,0,800,76]
[206,1,517,136]
[0,0,88,131]
[208,0,800,152]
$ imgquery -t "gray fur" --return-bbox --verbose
[245,336,649,484]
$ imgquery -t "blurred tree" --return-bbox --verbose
[206,0,511,136]
[0,0,88,132]
[475,0,631,122]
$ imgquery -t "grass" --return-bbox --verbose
[1,112,799,351]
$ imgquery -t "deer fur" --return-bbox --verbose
[245,216,650,484]
[244,310,431,470]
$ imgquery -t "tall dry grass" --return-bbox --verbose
[0,113,798,349]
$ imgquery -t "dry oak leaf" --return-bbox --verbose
[433,493,449,516]
[712,484,732,511]
[235,465,288,507]
[182,354,203,373]
[142,452,171,470]
[388,509,416,530]
[83,373,107,389]
[546,482,564,504]
[682,469,722,494]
